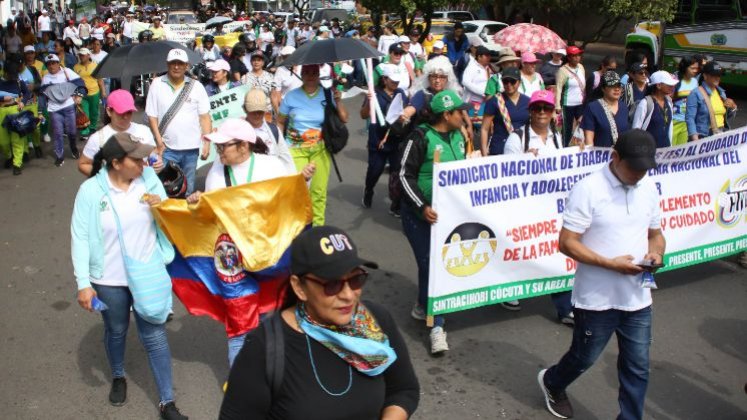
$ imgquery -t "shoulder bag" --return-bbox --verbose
[697,86,721,135]
[101,183,173,324]
[158,78,194,136]
[598,99,620,144]
[322,88,349,182]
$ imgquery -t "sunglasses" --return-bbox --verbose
[215,141,240,152]
[303,270,369,296]
[502,78,519,85]
[530,105,554,113]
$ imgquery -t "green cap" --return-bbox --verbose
[430,90,470,114]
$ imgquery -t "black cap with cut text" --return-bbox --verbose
[614,129,658,170]
[291,226,378,280]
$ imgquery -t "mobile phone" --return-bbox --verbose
[637,260,664,270]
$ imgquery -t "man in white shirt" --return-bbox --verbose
[538,129,665,420]
[122,14,134,44]
[146,49,211,194]
[37,10,51,36]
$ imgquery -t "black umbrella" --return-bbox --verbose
[278,38,382,67]
[205,16,233,30]
[92,41,203,88]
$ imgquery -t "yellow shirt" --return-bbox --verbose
[709,89,726,128]
[30,60,46,78]
[73,62,100,95]
[151,26,165,40]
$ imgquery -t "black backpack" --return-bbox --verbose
[321,88,349,154]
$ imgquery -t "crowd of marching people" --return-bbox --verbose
[31,7,742,419]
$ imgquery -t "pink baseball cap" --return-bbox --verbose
[205,118,257,144]
[528,90,555,108]
[207,59,231,72]
[107,89,137,114]
[521,52,539,63]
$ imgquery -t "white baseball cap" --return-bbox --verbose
[207,59,231,72]
[23,45,36,53]
[398,35,410,43]
[205,118,257,144]
[280,46,295,56]
[379,64,402,83]
[318,26,330,32]
[166,48,189,63]
[553,48,566,56]
[433,40,445,50]
[44,53,60,63]
[78,48,92,55]
[649,70,678,86]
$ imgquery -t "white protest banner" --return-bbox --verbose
[197,84,251,169]
[131,21,247,44]
[428,127,747,316]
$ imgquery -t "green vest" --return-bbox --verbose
[417,125,466,204]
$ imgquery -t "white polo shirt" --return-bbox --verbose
[145,76,210,150]
[563,164,661,311]
[205,153,292,192]
[504,125,563,155]
[96,176,157,287]
[83,123,155,159]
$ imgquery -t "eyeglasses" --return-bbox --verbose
[302,270,369,296]
[502,78,519,85]
[530,105,555,113]
[215,141,240,152]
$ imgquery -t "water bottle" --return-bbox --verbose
[91,296,109,312]
[148,152,159,167]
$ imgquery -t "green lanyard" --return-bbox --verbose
[227,153,255,186]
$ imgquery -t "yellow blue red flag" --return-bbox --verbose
[152,175,312,337]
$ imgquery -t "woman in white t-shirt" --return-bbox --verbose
[504,89,573,325]
[71,132,188,418]
[518,52,545,97]
[185,118,294,368]
[79,89,160,177]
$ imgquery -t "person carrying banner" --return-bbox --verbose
[399,90,473,355]
[146,49,211,195]
[244,89,302,175]
[538,129,665,420]
[504,90,571,319]
[71,133,188,420]
[480,67,530,156]
[685,61,738,141]
[220,225,420,419]
[360,64,408,215]
[581,71,630,147]
[278,64,348,226]
[204,59,241,97]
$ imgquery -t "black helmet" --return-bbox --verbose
[158,161,187,198]
[238,32,254,44]
[138,29,153,42]
[202,34,215,44]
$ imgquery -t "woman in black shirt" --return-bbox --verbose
[220,226,419,420]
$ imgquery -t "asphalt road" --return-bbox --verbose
[1,49,746,420]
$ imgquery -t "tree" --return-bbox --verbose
[291,0,311,16]
[499,0,677,47]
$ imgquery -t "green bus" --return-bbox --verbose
[625,0,747,87]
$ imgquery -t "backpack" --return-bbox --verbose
[629,96,656,131]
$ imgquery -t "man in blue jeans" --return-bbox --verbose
[146,48,211,195]
[538,129,666,420]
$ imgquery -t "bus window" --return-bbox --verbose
[697,0,739,22]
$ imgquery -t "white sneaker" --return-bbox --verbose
[43,134,51,143]
[430,326,449,354]
[410,303,426,321]
[501,300,521,311]
[560,312,575,326]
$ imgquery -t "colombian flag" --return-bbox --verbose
[152,175,312,337]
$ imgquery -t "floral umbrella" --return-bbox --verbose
[493,23,567,54]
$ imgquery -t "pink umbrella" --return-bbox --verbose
[493,23,566,54]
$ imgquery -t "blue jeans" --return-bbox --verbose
[91,284,175,404]
[551,291,573,319]
[544,306,653,420]
[163,148,198,195]
[227,312,268,367]
[50,104,77,159]
[364,147,401,210]
[401,204,444,327]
